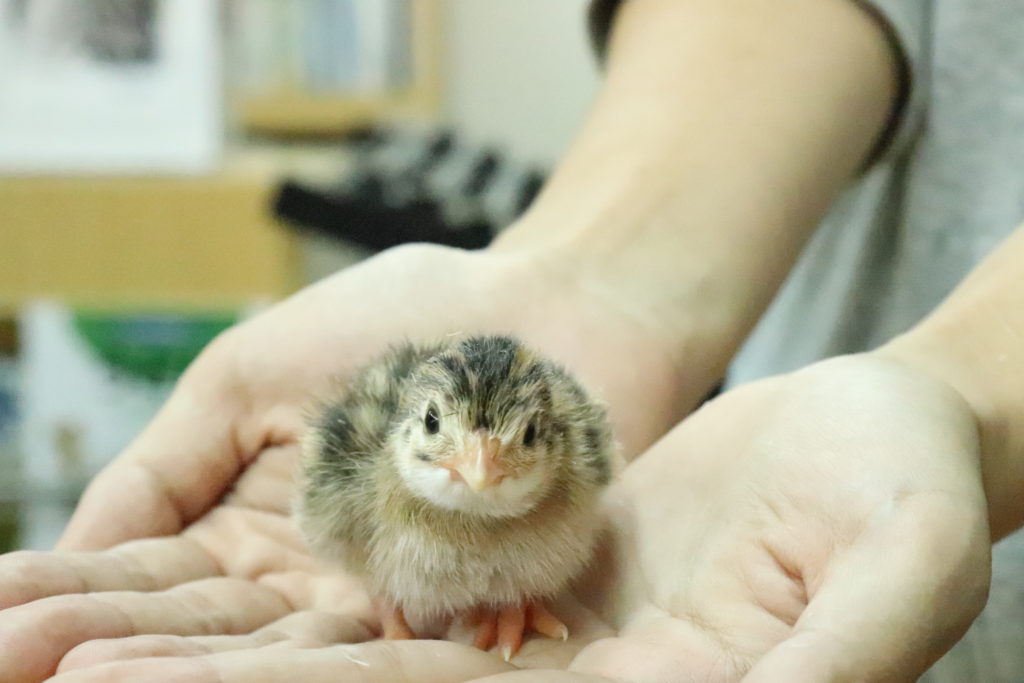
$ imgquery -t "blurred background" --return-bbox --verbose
[0,0,600,551]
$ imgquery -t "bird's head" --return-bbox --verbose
[392,336,592,518]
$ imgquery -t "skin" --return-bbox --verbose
[879,224,1024,541]
[0,247,683,683]
[0,352,995,683]
[3,0,1005,680]
[56,0,898,549]
[34,221,1024,682]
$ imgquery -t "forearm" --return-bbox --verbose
[493,0,898,395]
[879,225,1024,540]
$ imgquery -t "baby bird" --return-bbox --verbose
[297,334,613,659]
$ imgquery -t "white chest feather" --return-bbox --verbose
[365,506,599,620]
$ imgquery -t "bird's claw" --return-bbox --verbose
[468,601,569,660]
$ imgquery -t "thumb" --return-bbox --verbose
[743,494,990,682]
[57,343,247,550]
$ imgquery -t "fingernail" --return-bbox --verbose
[502,645,513,662]
[559,625,569,641]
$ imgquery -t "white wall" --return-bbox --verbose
[440,0,601,165]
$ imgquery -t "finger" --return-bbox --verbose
[0,577,291,682]
[742,493,990,682]
[59,610,374,673]
[59,635,214,674]
[50,639,514,683]
[571,632,709,682]
[220,442,300,516]
[234,609,373,647]
[470,673,607,683]
[58,340,248,551]
[0,537,219,609]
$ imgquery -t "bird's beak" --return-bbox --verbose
[445,430,510,492]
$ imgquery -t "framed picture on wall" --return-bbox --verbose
[0,0,222,174]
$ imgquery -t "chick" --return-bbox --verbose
[297,334,613,659]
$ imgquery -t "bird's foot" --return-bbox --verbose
[380,603,416,640]
[467,601,568,661]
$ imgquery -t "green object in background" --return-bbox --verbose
[72,311,238,383]
[0,501,19,553]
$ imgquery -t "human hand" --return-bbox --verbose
[559,353,991,682]
[6,354,991,682]
[421,354,991,682]
[57,242,694,552]
[0,242,696,681]
[427,354,993,682]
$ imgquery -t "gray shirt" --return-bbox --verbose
[590,2,1024,680]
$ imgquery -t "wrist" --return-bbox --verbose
[490,215,746,401]
[468,244,708,455]
[876,315,1024,540]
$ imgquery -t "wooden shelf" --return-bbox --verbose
[0,170,302,310]
[235,0,441,137]
[238,90,422,137]
[0,0,447,305]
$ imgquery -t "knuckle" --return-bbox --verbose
[39,594,105,626]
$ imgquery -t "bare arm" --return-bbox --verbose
[55,0,902,550]
[494,0,900,401]
[881,224,1024,540]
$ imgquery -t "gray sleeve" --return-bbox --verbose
[586,0,931,167]
[852,0,931,163]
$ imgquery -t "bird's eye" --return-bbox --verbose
[424,405,440,435]
[523,420,537,447]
